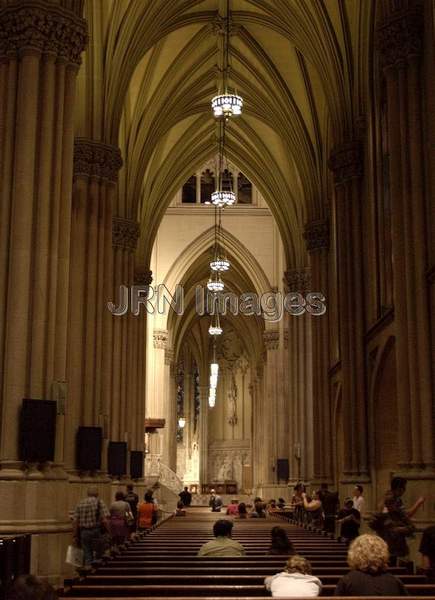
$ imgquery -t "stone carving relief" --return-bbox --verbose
[112,217,140,251]
[0,3,88,65]
[153,329,168,349]
[328,141,363,186]
[74,139,123,183]
[304,219,330,252]
[208,447,251,488]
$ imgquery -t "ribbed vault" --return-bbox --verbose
[77,0,374,268]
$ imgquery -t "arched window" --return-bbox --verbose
[201,169,215,203]
[182,175,196,203]
[237,172,252,203]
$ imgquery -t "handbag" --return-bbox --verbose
[125,510,135,527]
[66,544,84,567]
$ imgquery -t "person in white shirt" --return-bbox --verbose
[265,555,322,597]
[353,484,365,515]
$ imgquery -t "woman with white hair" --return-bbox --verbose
[334,534,408,596]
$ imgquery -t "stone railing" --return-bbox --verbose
[144,455,183,496]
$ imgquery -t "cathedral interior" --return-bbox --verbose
[0,0,434,587]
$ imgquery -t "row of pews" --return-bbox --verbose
[62,507,435,599]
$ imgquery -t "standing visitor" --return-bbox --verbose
[138,491,158,531]
[179,486,192,507]
[352,485,365,515]
[72,487,109,567]
[109,491,132,548]
[336,498,361,544]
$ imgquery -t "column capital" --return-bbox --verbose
[284,267,311,292]
[0,2,88,64]
[134,269,153,286]
[153,329,168,349]
[74,138,123,183]
[263,329,279,350]
[112,217,140,251]
[328,140,363,186]
[376,5,423,71]
[304,218,330,252]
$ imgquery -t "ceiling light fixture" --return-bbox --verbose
[211,0,243,120]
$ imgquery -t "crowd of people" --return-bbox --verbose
[197,518,434,597]
[3,475,434,600]
[72,485,159,568]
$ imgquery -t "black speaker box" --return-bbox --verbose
[108,441,127,476]
[19,399,57,463]
[76,426,102,471]
[130,450,144,479]
[277,458,289,481]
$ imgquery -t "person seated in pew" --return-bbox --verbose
[265,554,322,597]
[250,496,266,518]
[268,525,295,555]
[337,497,361,544]
[267,499,279,514]
[226,499,239,516]
[334,534,408,596]
[277,497,286,509]
[6,575,57,600]
[197,519,246,557]
[236,502,248,519]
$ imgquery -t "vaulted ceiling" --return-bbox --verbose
[76,0,375,268]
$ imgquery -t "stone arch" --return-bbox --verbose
[368,336,398,507]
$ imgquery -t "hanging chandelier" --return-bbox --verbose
[207,271,224,292]
[210,255,230,271]
[211,189,235,207]
[211,0,243,120]
[211,119,235,208]
[211,94,243,119]
[208,341,219,407]
[210,206,230,271]
[208,310,223,336]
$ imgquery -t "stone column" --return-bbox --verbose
[252,364,264,489]
[132,270,152,455]
[144,329,168,461]
[65,140,122,473]
[164,347,177,471]
[377,4,434,472]
[328,141,368,479]
[0,2,87,477]
[110,218,140,453]
[304,219,332,483]
[285,269,313,482]
[198,385,209,488]
[262,329,280,484]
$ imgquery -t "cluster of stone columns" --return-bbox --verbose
[376,2,434,472]
[328,142,368,480]
[66,139,122,473]
[284,269,313,483]
[0,1,87,477]
[304,219,332,483]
